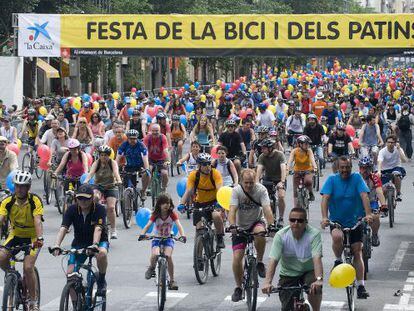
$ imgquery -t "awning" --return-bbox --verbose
[36,58,60,79]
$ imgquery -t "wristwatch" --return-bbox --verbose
[316,276,323,281]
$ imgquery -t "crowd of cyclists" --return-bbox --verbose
[0,64,412,310]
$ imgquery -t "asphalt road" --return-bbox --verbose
[3,145,414,311]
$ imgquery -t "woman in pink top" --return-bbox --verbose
[89,112,106,138]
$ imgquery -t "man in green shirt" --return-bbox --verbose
[262,207,323,311]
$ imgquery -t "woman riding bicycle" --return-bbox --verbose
[171,114,186,161]
[84,145,122,240]
[89,112,106,138]
[190,115,215,153]
[49,127,69,168]
[286,135,317,207]
[177,140,201,174]
[72,117,94,154]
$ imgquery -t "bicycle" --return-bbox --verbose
[383,172,400,228]
[311,145,321,192]
[329,220,363,311]
[1,244,41,311]
[120,171,144,229]
[150,162,169,209]
[262,180,279,224]
[138,235,185,311]
[48,247,106,311]
[170,141,181,177]
[0,189,10,240]
[57,176,80,218]
[295,171,311,218]
[361,219,372,280]
[21,147,43,179]
[227,228,267,311]
[269,284,311,311]
[191,205,222,285]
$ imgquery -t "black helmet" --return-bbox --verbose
[297,135,311,144]
[257,125,269,134]
[258,138,275,148]
[156,112,167,120]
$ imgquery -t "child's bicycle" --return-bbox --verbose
[138,235,186,311]
[48,246,106,311]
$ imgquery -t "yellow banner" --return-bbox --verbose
[60,14,414,49]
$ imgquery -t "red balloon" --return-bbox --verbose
[221,82,226,89]
[408,68,413,73]
[160,87,165,93]
[284,90,291,99]
[389,80,396,90]
[343,79,349,85]
[91,93,99,101]
[147,107,157,118]
[235,80,240,85]
[346,125,356,137]
[374,91,381,99]
[355,78,361,84]
[282,78,288,85]
[37,145,51,161]
[86,153,93,167]
[318,79,324,86]
[131,87,137,93]
[340,102,347,112]
[366,87,373,94]
[39,160,49,171]
[354,98,360,106]
[6,143,19,156]
[352,138,360,149]
[309,88,316,98]
[69,97,75,105]
[380,76,386,83]
[210,146,219,159]
[239,110,247,120]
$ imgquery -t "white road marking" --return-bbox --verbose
[145,291,188,298]
[125,291,188,311]
[41,289,112,310]
[321,300,346,308]
[383,271,414,310]
[389,241,410,271]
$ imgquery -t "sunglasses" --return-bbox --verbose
[76,196,91,201]
[289,218,306,224]
[200,162,211,167]
[79,121,86,124]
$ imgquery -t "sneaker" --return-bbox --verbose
[257,262,266,278]
[110,230,118,240]
[396,193,402,202]
[216,234,225,249]
[357,285,369,299]
[309,192,315,201]
[276,218,284,228]
[231,287,243,302]
[372,234,380,247]
[145,267,155,280]
[333,259,343,270]
[168,281,179,290]
[96,279,107,296]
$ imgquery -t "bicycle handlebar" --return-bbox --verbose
[48,246,99,257]
[328,220,363,231]
[269,284,310,294]
[138,235,185,243]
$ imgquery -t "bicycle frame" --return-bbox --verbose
[271,284,310,311]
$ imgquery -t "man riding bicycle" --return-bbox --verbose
[304,114,326,172]
[249,125,269,168]
[51,184,109,296]
[320,156,373,299]
[0,171,44,311]
[359,115,383,164]
[0,136,18,189]
[178,153,225,249]
[229,169,275,302]
[262,207,323,311]
[255,138,287,228]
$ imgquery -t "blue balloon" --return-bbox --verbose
[6,170,17,193]
[135,207,152,229]
[82,94,90,102]
[146,114,152,123]
[127,107,134,117]
[265,74,269,79]
[180,115,187,126]
[394,104,400,111]
[185,102,194,113]
[71,108,79,114]
[171,223,178,236]
[313,78,319,85]
[80,173,94,185]
[240,84,246,91]
[176,177,187,197]
[184,83,190,90]
[61,98,68,107]
[225,83,230,91]
[38,115,44,121]
[124,96,131,104]
[194,81,200,88]
[154,97,161,105]
[165,96,170,103]
[277,111,285,121]
[277,78,282,85]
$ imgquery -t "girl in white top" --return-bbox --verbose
[176,140,201,173]
[212,145,238,187]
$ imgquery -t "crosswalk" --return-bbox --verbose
[383,271,414,311]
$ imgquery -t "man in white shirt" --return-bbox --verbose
[256,103,275,128]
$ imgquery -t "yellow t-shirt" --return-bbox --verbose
[0,194,43,238]
[293,148,313,172]
[187,168,222,203]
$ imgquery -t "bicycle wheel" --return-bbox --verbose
[362,230,370,280]
[59,281,82,311]
[387,190,395,228]
[313,162,320,192]
[54,183,63,214]
[170,149,175,177]
[245,257,258,311]
[43,172,52,205]
[193,234,209,284]
[151,176,160,209]
[122,188,134,229]
[2,273,17,311]
[22,153,32,174]
[34,155,43,179]
[346,284,355,311]
[157,258,167,311]
[34,267,41,307]
[210,234,221,277]
[92,273,106,311]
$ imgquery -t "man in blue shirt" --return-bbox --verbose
[320,156,372,299]
[321,102,339,132]
[116,129,151,199]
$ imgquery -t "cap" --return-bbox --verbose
[45,114,55,121]
[76,184,94,199]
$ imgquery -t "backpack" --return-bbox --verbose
[5,193,44,223]
[212,159,234,183]
[397,114,411,131]
[194,169,216,191]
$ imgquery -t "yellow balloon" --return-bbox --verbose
[163,90,168,97]
[130,98,137,107]
[39,106,47,116]
[93,102,99,111]
[73,98,81,111]
[17,139,22,149]
[190,85,195,91]
[393,90,401,100]
[267,105,276,114]
[208,88,216,95]
[216,79,221,86]
[297,92,302,100]
[215,89,222,99]
[216,186,232,211]
[262,85,268,92]
[200,94,206,102]
[287,84,294,91]
[112,92,120,100]
[329,263,356,288]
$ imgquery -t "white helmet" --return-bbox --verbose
[67,138,80,149]
[13,170,32,185]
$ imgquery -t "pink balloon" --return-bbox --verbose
[340,102,347,112]
[221,82,226,89]
[374,91,381,99]
[235,80,240,86]
[91,93,99,101]
[86,153,93,167]
[354,98,360,106]
[284,90,291,99]
[346,125,356,137]
[352,138,360,149]
[380,76,386,83]
[37,145,51,160]
[211,146,219,159]
[147,107,157,118]
[239,110,247,120]
[318,79,324,86]
[160,87,165,93]
[39,160,49,171]
[131,87,137,93]
[6,143,19,156]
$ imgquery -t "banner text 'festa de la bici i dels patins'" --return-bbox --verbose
[17,14,414,57]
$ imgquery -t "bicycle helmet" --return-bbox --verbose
[28,109,36,116]
[358,156,374,167]
[258,138,276,148]
[294,106,302,112]
[258,103,267,110]
[197,153,212,165]
[336,122,346,130]
[93,137,105,148]
[156,112,167,120]
[0,136,8,143]
[172,114,180,121]
[320,116,328,122]
[126,129,139,138]
[225,119,237,127]
[83,102,91,108]
[257,125,269,134]
[297,135,311,144]
[98,145,112,155]
[67,138,80,149]
[13,170,32,185]
[132,108,140,116]
[308,114,318,120]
